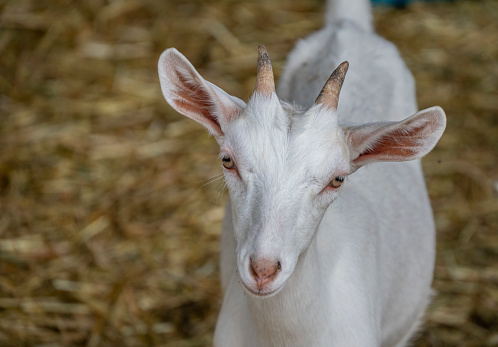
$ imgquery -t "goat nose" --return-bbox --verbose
[250,258,281,288]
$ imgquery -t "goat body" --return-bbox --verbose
[158,0,446,346]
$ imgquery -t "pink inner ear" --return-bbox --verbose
[173,70,223,135]
[353,129,418,163]
[351,116,439,165]
[159,48,245,137]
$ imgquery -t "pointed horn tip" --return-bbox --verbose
[340,61,349,73]
[257,45,271,62]
[332,61,349,79]
[254,44,275,96]
[257,44,269,56]
[314,61,350,107]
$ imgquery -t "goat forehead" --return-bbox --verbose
[225,97,289,163]
[225,101,347,181]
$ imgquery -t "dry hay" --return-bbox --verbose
[0,0,497,346]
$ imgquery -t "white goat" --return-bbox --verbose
[158,0,446,345]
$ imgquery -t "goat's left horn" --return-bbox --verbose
[254,45,276,96]
[315,61,349,109]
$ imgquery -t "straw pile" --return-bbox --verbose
[0,0,496,346]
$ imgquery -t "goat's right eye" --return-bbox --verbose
[222,155,235,169]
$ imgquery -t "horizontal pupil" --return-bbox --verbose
[336,177,344,182]
[222,157,231,162]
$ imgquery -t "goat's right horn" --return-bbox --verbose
[254,45,276,96]
[315,61,349,109]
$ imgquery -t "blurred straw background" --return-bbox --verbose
[0,0,497,346]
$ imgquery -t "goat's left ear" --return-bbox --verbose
[158,48,246,140]
[345,106,446,170]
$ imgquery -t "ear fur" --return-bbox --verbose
[158,48,245,139]
[345,106,446,169]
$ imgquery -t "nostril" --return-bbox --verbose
[249,257,281,287]
[249,258,257,279]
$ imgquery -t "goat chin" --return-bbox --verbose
[158,0,446,346]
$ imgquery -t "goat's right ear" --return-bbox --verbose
[158,48,245,139]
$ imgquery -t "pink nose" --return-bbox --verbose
[250,258,281,288]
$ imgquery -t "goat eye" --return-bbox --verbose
[222,155,235,169]
[329,176,344,188]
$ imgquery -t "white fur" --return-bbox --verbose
[158,1,447,346]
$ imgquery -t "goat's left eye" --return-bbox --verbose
[329,176,345,188]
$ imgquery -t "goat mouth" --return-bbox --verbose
[240,280,281,298]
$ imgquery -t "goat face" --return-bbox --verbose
[222,94,350,297]
[158,45,446,298]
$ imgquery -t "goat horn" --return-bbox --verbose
[315,61,349,109]
[254,45,276,96]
